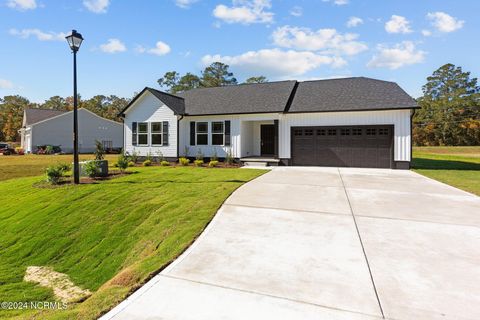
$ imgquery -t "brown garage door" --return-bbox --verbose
[291,125,393,168]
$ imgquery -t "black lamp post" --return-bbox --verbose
[65,30,83,184]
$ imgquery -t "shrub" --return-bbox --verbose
[183,146,190,157]
[128,161,135,167]
[45,145,54,155]
[130,150,139,163]
[117,153,129,172]
[211,148,218,161]
[94,140,105,160]
[225,147,234,165]
[194,159,204,167]
[196,149,204,161]
[156,150,165,163]
[160,160,170,166]
[179,157,190,166]
[208,160,219,168]
[45,163,69,184]
[84,161,100,178]
[146,152,153,162]
[57,163,71,172]
[143,159,152,167]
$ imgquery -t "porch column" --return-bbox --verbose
[274,119,279,158]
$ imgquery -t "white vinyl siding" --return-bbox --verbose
[279,109,412,161]
[124,91,178,157]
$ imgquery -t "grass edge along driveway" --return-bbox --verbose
[0,166,266,320]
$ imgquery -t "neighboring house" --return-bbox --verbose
[120,77,419,169]
[19,108,123,153]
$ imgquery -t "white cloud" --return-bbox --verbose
[148,41,171,56]
[174,0,198,8]
[421,29,432,37]
[272,26,368,56]
[83,0,110,13]
[6,0,36,10]
[213,0,274,25]
[347,16,363,28]
[201,49,346,79]
[0,78,14,89]
[427,12,464,33]
[135,41,171,56]
[367,41,425,69]
[99,39,126,53]
[290,6,302,17]
[385,15,412,34]
[9,28,67,41]
[322,0,349,6]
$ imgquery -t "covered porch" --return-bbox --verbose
[240,118,279,166]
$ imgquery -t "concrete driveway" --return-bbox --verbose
[101,167,480,320]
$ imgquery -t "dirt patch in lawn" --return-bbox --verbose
[24,266,92,303]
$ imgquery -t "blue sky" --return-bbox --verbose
[0,0,478,102]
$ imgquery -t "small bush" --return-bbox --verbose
[128,161,135,167]
[156,151,165,163]
[45,145,54,155]
[146,152,153,162]
[117,153,129,172]
[194,159,204,167]
[179,157,190,166]
[143,159,152,167]
[130,150,139,163]
[94,140,105,160]
[45,163,69,184]
[84,161,100,178]
[208,160,219,168]
[211,148,218,161]
[160,160,170,166]
[196,149,204,161]
[225,147,234,165]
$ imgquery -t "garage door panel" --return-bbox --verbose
[291,125,393,168]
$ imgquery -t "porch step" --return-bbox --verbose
[244,161,268,167]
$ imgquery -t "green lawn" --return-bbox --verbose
[412,146,480,196]
[0,166,265,319]
[0,154,118,182]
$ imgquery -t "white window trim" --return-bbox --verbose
[137,122,149,146]
[211,121,225,146]
[151,122,163,146]
[196,121,209,145]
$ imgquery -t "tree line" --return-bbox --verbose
[413,63,480,146]
[1,62,478,145]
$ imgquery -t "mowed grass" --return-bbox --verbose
[412,146,480,195]
[0,166,266,319]
[0,154,118,181]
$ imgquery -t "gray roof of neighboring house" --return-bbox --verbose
[24,108,68,126]
[288,77,418,113]
[177,81,297,115]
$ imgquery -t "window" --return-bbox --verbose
[196,122,208,145]
[366,128,376,135]
[294,129,303,136]
[328,129,337,136]
[341,129,350,136]
[352,128,362,136]
[317,129,326,136]
[138,122,148,145]
[379,128,389,135]
[151,122,163,145]
[304,129,313,136]
[211,122,224,145]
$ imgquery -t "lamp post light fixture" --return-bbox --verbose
[65,30,83,184]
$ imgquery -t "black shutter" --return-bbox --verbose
[162,121,169,146]
[224,120,231,146]
[132,122,137,146]
[190,121,196,145]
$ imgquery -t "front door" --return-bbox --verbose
[261,124,275,156]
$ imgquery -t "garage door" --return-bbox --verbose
[291,125,393,168]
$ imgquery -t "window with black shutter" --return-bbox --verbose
[162,121,169,145]
[132,122,137,146]
[224,120,231,146]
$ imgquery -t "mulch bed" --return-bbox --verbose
[33,171,134,188]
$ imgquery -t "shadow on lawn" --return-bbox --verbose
[412,157,480,170]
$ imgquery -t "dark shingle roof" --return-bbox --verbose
[147,87,185,114]
[288,77,418,113]
[177,81,297,115]
[24,109,68,126]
